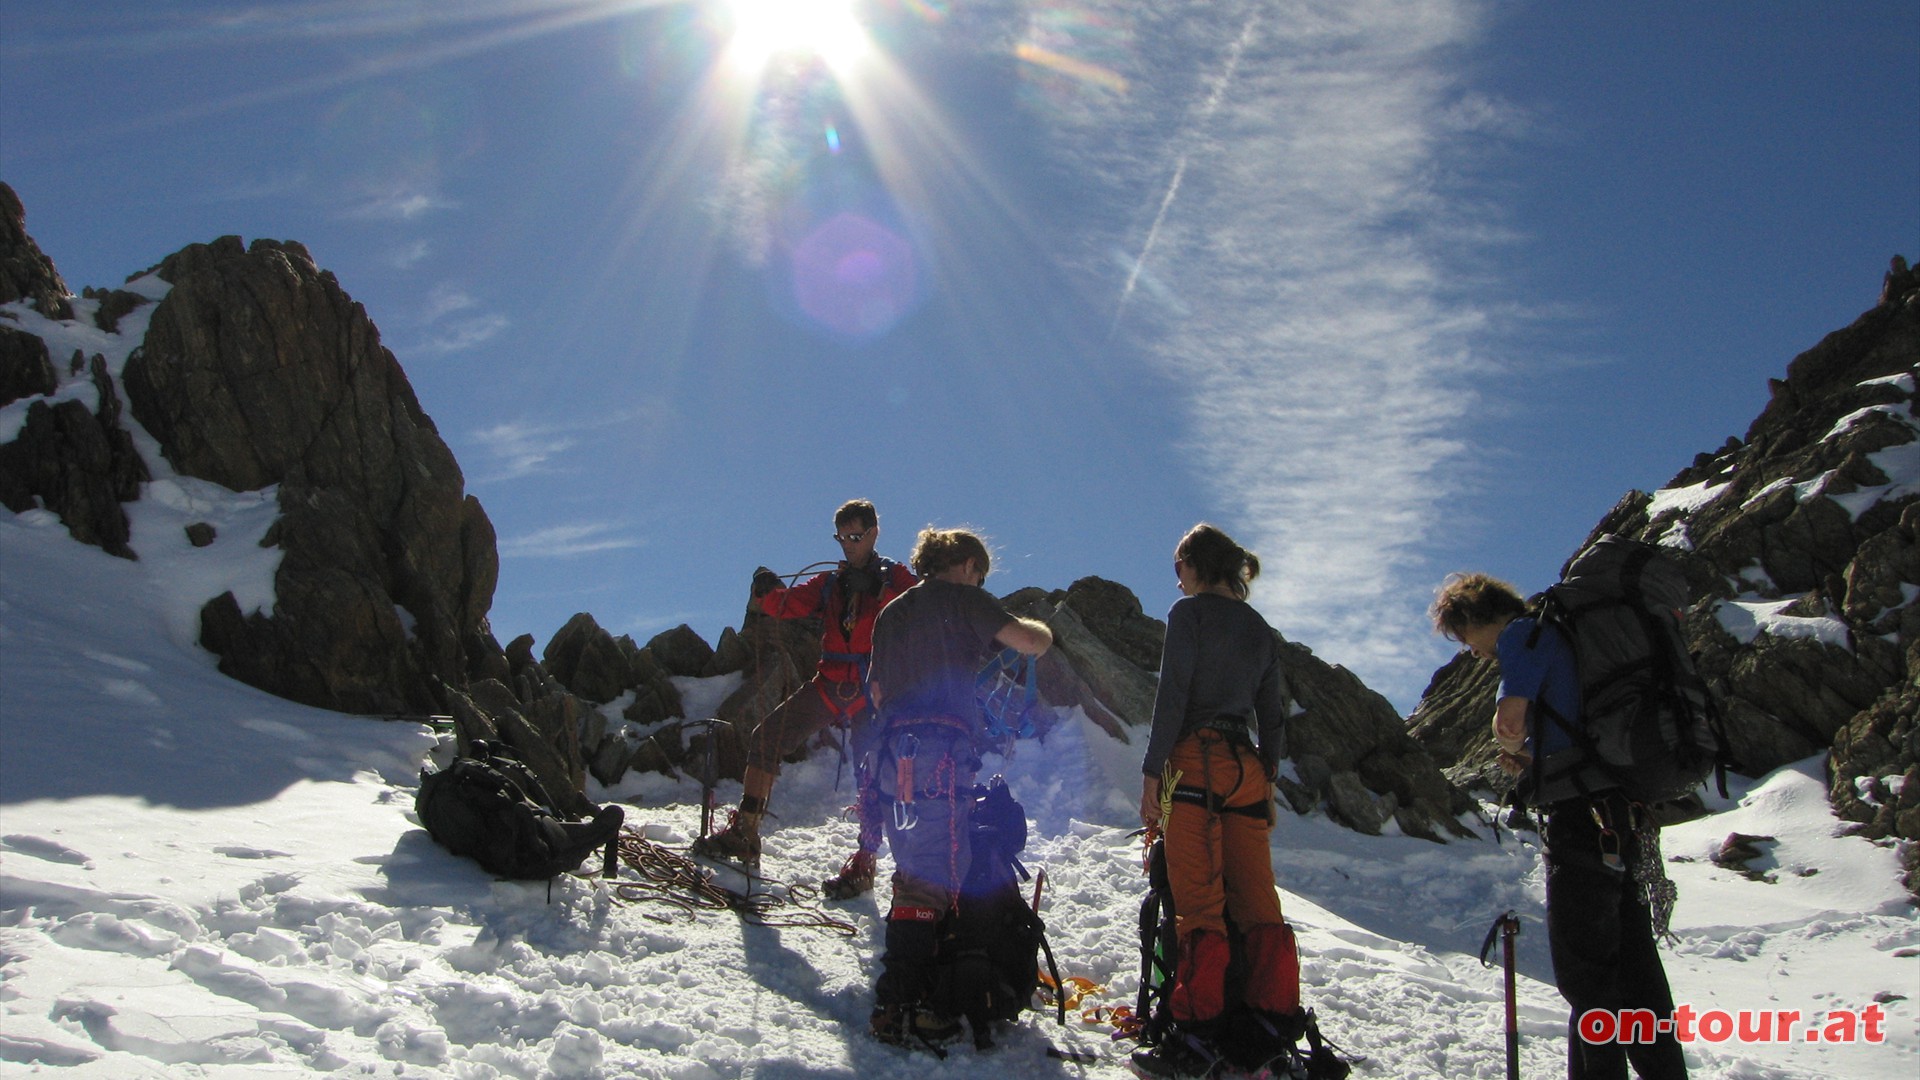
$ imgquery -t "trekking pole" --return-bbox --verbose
[1480,910,1522,1080]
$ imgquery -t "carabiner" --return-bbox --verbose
[892,734,920,830]
[1591,803,1624,872]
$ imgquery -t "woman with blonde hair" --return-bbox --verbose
[863,527,1052,1048]
[1135,523,1299,1075]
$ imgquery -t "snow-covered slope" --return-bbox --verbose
[2,479,1916,1079]
[3,293,1917,1079]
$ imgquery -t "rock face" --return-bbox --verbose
[0,182,72,321]
[0,324,58,408]
[1008,578,1478,842]
[0,353,149,557]
[1409,258,1920,887]
[122,236,502,715]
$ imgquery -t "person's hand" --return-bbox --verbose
[1140,776,1162,830]
[751,566,782,598]
[1496,749,1532,777]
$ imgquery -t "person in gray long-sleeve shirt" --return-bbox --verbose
[1133,523,1301,1074]
[1139,591,1288,783]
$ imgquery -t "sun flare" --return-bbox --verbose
[724,0,870,71]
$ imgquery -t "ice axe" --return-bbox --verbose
[1480,910,1522,1080]
[689,718,733,841]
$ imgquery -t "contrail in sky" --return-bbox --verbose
[1067,0,1498,707]
[1110,13,1259,338]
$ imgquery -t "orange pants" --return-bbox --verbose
[1163,731,1285,941]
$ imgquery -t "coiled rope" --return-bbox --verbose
[606,829,859,936]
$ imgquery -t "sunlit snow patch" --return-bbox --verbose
[1714,598,1853,650]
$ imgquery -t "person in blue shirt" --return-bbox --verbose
[1433,572,1687,1080]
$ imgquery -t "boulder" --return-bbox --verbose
[544,612,636,704]
[0,324,57,408]
[1004,586,1155,738]
[83,287,148,335]
[122,235,503,714]
[646,624,716,678]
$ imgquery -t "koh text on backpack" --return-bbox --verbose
[1525,534,1729,808]
[415,741,625,881]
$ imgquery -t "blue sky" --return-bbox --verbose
[3,0,1915,712]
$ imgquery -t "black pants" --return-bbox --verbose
[1544,796,1687,1080]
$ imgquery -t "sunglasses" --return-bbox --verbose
[833,529,871,544]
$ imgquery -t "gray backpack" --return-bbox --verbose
[1526,535,1728,807]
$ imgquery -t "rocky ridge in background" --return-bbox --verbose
[1408,258,1919,890]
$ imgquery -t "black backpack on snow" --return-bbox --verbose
[415,742,625,881]
[1524,534,1730,809]
[930,776,1061,1049]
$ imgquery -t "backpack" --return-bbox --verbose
[1524,534,1729,808]
[930,777,1061,1049]
[415,742,625,881]
[1133,839,1350,1077]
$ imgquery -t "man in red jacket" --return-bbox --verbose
[693,499,916,897]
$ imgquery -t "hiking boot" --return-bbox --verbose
[689,809,761,867]
[1129,1039,1215,1079]
[870,1004,961,1049]
[822,850,876,899]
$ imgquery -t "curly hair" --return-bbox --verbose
[1176,523,1260,600]
[1429,572,1527,640]
[910,527,991,579]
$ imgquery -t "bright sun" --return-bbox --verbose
[725,0,870,71]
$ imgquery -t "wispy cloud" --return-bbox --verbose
[1079,0,1508,704]
[387,240,432,269]
[343,188,456,221]
[421,283,479,323]
[498,522,646,559]
[413,314,510,355]
[405,282,509,356]
[462,405,671,485]
[466,419,580,482]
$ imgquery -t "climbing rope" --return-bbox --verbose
[604,828,859,937]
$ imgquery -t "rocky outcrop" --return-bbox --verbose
[123,236,502,715]
[1410,257,1920,885]
[1005,581,1159,740]
[0,324,57,408]
[1273,637,1480,840]
[0,182,72,320]
[0,353,149,557]
[0,186,145,551]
